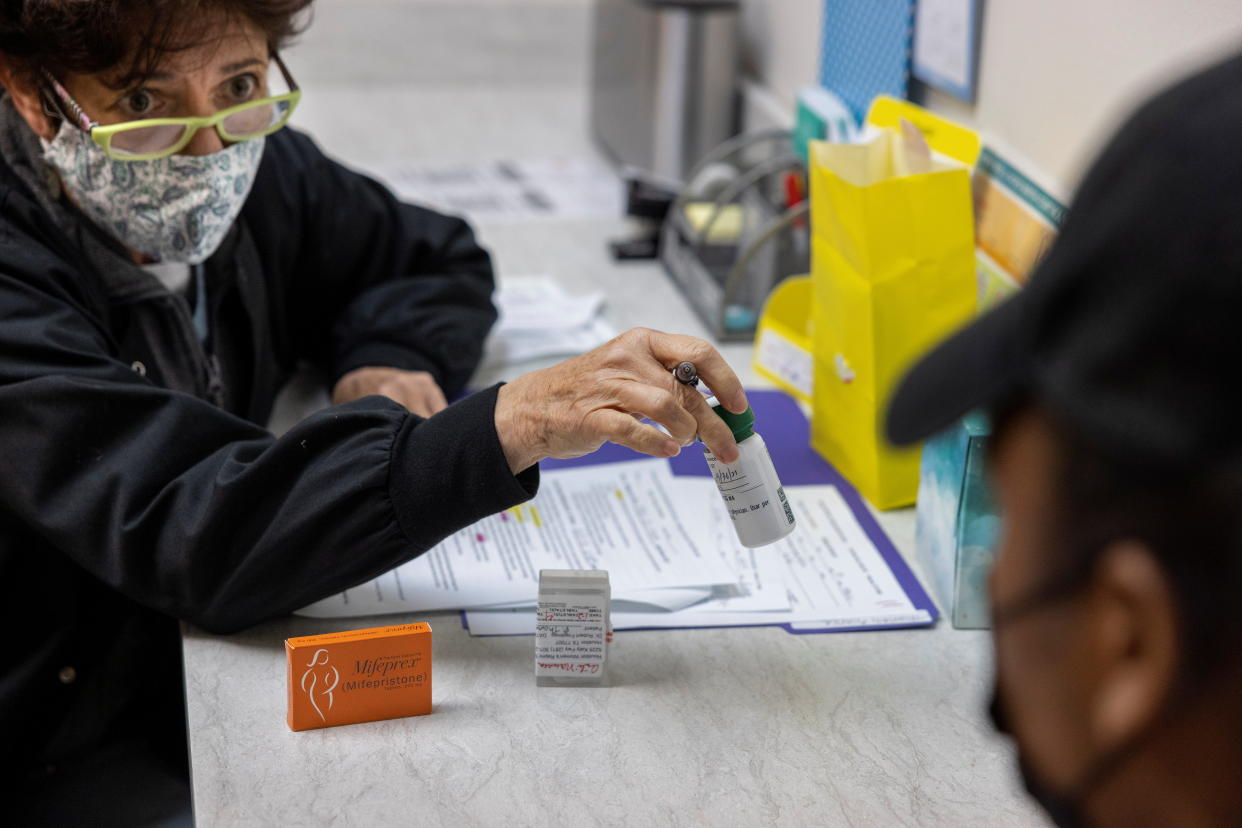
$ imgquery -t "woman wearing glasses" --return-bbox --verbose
[0,1,745,822]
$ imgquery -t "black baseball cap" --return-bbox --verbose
[886,51,1242,477]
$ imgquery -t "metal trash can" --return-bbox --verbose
[590,0,740,183]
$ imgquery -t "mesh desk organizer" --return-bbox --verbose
[660,130,811,342]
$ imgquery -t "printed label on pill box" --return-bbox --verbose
[286,622,432,732]
[535,602,606,677]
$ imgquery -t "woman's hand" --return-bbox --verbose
[494,328,748,475]
[332,367,448,418]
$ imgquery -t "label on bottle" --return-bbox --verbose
[707,459,753,521]
[703,435,796,547]
[703,445,782,523]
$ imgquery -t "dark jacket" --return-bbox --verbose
[0,121,538,781]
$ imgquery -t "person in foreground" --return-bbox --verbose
[0,1,745,821]
[887,53,1242,827]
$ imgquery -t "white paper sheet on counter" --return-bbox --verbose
[297,461,738,618]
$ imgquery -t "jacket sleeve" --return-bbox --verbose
[241,129,498,398]
[0,257,537,635]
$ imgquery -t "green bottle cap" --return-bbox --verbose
[711,401,755,441]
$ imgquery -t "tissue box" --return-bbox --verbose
[914,413,1000,629]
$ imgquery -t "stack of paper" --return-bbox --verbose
[375,157,624,223]
[296,392,938,634]
[462,467,934,635]
[297,459,934,634]
[297,461,731,618]
[482,276,617,367]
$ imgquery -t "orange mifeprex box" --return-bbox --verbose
[286,622,432,732]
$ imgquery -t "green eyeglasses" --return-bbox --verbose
[41,53,301,162]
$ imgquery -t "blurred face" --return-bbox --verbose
[987,410,1101,800]
[987,406,1193,828]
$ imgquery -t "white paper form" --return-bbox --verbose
[464,485,931,634]
[473,587,713,613]
[482,276,617,367]
[374,157,624,223]
[753,486,931,629]
[668,476,790,611]
[912,0,979,101]
[495,277,603,331]
[485,318,616,365]
[297,461,734,618]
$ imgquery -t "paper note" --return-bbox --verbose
[297,461,732,618]
[485,317,616,365]
[374,157,624,223]
[755,486,930,626]
[476,586,713,613]
[495,277,604,331]
[754,325,812,401]
[912,0,978,100]
[482,276,617,367]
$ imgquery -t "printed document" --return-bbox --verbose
[374,157,623,223]
[297,461,734,618]
[464,483,932,634]
[482,276,617,366]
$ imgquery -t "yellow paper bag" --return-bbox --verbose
[809,98,979,509]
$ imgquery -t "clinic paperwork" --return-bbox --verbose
[480,276,616,367]
[296,391,938,634]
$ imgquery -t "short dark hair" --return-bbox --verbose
[0,0,313,88]
[991,396,1242,688]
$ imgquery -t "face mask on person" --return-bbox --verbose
[40,120,264,264]
[987,566,1175,828]
[989,678,1093,828]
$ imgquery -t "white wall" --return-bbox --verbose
[740,0,1242,195]
[739,0,825,114]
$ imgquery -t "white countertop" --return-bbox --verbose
[181,4,1045,825]
[185,612,1037,826]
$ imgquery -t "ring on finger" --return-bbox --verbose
[672,361,699,387]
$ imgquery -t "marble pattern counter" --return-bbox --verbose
[185,611,1040,826]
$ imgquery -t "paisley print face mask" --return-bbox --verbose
[41,121,264,264]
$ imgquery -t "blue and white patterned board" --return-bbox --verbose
[819,0,915,124]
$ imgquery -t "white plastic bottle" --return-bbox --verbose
[702,400,796,547]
